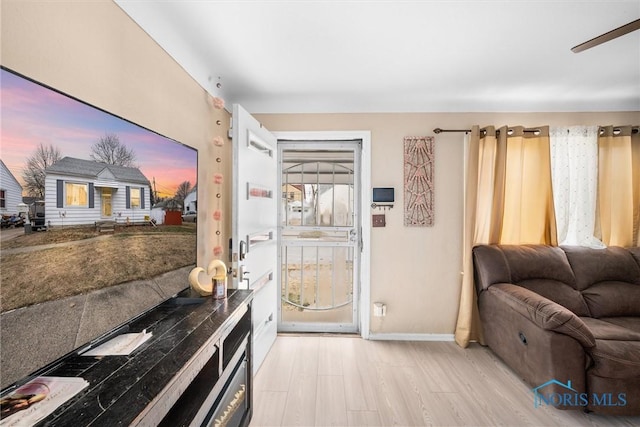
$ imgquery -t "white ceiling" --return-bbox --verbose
[115,0,640,113]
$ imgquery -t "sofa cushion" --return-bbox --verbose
[473,245,576,289]
[588,339,640,379]
[562,246,640,317]
[598,317,640,335]
[561,246,640,290]
[580,317,640,341]
[501,245,576,286]
[581,281,640,318]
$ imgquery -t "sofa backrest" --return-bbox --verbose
[561,246,640,318]
[473,245,590,316]
[473,244,640,318]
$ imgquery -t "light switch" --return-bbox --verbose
[372,214,386,227]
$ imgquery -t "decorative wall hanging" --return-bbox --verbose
[404,136,434,226]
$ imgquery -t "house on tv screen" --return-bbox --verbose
[44,157,151,227]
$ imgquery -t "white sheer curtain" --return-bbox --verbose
[550,126,605,248]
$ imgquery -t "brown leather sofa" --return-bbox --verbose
[473,244,640,416]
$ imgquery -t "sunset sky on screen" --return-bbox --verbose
[1,69,197,199]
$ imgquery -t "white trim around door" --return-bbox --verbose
[273,131,372,340]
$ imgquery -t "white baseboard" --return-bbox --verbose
[367,333,455,341]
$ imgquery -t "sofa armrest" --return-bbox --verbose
[489,283,595,348]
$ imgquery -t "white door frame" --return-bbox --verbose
[273,131,371,339]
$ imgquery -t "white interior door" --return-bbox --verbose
[231,104,278,374]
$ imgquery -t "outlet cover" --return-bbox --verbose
[372,214,386,227]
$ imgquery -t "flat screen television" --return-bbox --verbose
[0,66,198,388]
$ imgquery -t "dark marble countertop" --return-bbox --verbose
[7,288,254,426]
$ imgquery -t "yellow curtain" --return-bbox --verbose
[500,126,557,245]
[455,126,485,348]
[455,125,556,348]
[473,126,506,244]
[597,126,640,247]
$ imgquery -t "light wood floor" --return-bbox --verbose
[250,335,640,427]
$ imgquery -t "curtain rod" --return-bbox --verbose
[433,128,472,134]
[433,126,639,135]
[432,127,541,134]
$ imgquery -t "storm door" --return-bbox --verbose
[278,141,361,333]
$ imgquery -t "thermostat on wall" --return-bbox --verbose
[372,187,394,203]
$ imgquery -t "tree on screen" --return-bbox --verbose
[22,143,62,198]
[90,133,137,167]
[175,181,192,210]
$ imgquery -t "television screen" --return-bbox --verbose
[0,67,198,388]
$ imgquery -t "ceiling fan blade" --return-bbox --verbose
[571,18,640,53]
